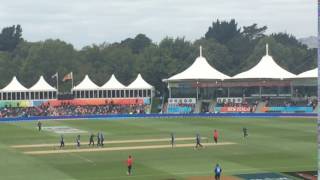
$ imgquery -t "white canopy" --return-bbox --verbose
[1,76,28,92]
[72,75,99,91]
[296,68,318,78]
[127,74,153,89]
[166,46,230,81]
[232,44,296,79]
[100,74,126,89]
[29,76,57,91]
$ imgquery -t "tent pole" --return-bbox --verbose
[56,73,59,92]
[168,83,171,98]
[196,81,199,100]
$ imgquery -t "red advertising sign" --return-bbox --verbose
[220,106,251,112]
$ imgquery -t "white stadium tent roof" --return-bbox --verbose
[72,75,99,91]
[29,76,57,91]
[166,46,230,81]
[296,68,318,78]
[100,74,126,89]
[1,76,28,92]
[127,74,153,89]
[232,44,296,79]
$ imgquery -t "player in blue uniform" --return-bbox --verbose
[214,164,222,180]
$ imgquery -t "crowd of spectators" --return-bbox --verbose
[0,104,150,118]
[265,97,317,110]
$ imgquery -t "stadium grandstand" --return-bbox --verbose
[0,74,154,118]
[0,44,317,118]
[163,45,317,114]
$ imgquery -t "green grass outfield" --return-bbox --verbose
[0,117,316,180]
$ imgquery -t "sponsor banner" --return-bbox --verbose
[168,98,196,104]
[221,106,251,112]
[217,97,242,104]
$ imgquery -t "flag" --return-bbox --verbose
[51,72,58,79]
[62,72,73,82]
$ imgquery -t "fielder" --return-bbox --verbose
[195,133,203,149]
[37,121,42,131]
[170,132,175,148]
[243,127,248,138]
[89,133,95,147]
[60,135,65,149]
[76,135,80,148]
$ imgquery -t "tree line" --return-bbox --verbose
[0,20,316,95]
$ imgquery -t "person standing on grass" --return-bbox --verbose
[126,155,133,176]
[89,133,95,147]
[170,132,175,148]
[76,135,80,148]
[243,127,248,138]
[213,129,219,144]
[195,133,203,149]
[100,132,104,147]
[37,120,42,131]
[214,164,222,180]
[97,132,101,147]
[60,135,65,149]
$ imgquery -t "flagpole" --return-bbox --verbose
[56,72,59,92]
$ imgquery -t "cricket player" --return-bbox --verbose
[195,133,203,149]
[37,121,42,131]
[243,127,248,138]
[100,132,104,147]
[170,132,175,148]
[97,132,101,147]
[60,135,65,149]
[89,133,95,147]
[214,164,222,180]
[213,129,219,144]
[126,155,133,176]
[76,135,80,148]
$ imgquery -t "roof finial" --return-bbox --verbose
[200,46,202,57]
[266,43,269,55]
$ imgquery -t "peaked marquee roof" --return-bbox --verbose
[296,68,318,78]
[29,76,57,91]
[232,44,296,79]
[100,74,126,89]
[166,46,230,81]
[127,74,153,89]
[1,76,28,92]
[72,75,99,91]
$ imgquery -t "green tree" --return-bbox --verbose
[205,19,241,44]
[0,25,23,51]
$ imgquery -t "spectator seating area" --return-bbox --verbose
[262,97,317,113]
[0,104,150,118]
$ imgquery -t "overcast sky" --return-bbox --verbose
[0,0,316,49]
